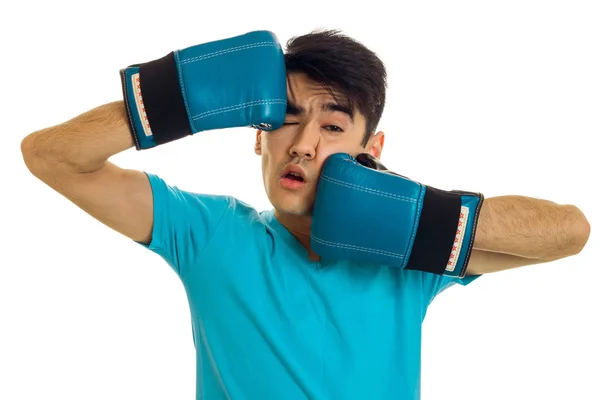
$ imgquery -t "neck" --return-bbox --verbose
[273,209,320,261]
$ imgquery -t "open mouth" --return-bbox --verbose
[280,169,307,189]
[283,171,305,182]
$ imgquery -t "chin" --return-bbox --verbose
[271,193,314,217]
[278,201,313,217]
[286,206,313,217]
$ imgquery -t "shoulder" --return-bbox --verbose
[144,172,242,219]
[143,171,271,247]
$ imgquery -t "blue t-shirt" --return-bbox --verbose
[137,173,481,400]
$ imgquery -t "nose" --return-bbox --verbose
[289,123,320,160]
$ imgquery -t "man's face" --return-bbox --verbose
[254,72,384,217]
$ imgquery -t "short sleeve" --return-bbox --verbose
[135,172,232,278]
[420,270,482,307]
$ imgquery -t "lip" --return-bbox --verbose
[280,165,308,182]
[279,164,308,190]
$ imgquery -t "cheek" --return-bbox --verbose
[316,137,364,161]
[263,132,287,154]
[261,134,287,174]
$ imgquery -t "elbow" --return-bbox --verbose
[541,205,591,262]
[566,205,591,256]
[21,134,32,156]
[21,133,53,177]
[21,134,39,173]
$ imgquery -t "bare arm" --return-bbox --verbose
[465,195,591,275]
[21,100,155,244]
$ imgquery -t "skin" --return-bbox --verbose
[254,72,384,260]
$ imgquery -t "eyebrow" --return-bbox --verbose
[286,101,354,122]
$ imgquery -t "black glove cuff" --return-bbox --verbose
[404,186,463,275]
[137,52,191,145]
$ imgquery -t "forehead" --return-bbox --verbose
[286,72,361,121]
[287,73,343,104]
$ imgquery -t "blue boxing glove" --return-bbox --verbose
[311,153,484,278]
[120,30,287,150]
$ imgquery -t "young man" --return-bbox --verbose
[21,29,590,399]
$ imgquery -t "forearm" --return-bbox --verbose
[22,100,134,173]
[473,195,590,261]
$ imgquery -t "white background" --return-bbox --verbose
[2,1,599,399]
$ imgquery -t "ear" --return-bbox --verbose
[254,130,262,155]
[366,131,385,159]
